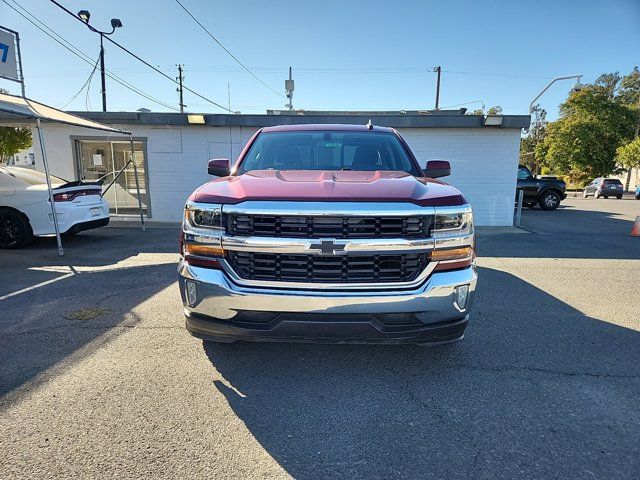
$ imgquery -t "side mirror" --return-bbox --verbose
[423,160,451,178]
[208,158,230,177]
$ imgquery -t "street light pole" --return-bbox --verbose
[529,74,583,114]
[77,10,122,112]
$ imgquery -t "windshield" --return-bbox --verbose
[237,131,420,175]
[0,167,67,186]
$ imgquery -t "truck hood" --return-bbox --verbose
[190,170,466,206]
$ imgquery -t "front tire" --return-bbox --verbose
[582,189,588,198]
[539,191,561,210]
[616,195,622,199]
[0,208,34,249]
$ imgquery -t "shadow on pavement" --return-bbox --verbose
[480,204,640,260]
[0,227,179,298]
[203,266,640,479]
[0,257,177,400]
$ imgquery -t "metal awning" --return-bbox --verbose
[0,92,144,255]
[0,92,131,134]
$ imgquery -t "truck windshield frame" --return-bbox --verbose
[235,131,423,176]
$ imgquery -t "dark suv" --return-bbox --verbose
[516,165,567,210]
[582,178,624,199]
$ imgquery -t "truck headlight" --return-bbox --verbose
[186,204,223,229]
[182,202,225,269]
[433,208,473,234]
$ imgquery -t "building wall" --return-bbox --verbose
[34,124,521,226]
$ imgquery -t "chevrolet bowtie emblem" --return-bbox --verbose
[308,239,346,256]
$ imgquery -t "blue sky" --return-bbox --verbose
[1,0,639,119]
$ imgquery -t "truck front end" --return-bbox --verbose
[178,124,477,345]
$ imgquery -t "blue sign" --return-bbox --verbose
[0,42,9,62]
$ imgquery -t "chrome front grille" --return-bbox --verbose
[227,251,428,284]
[226,214,433,239]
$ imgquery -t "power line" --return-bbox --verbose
[58,52,100,108]
[173,0,285,98]
[4,0,179,111]
[48,0,234,112]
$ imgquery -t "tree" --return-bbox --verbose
[617,67,640,190]
[542,72,636,184]
[519,104,547,173]
[486,106,502,115]
[0,88,33,163]
[0,127,32,162]
[616,137,640,189]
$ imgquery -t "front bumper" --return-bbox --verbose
[178,262,477,345]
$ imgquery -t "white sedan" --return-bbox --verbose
[0,166,110,248]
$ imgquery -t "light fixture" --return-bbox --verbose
[110,18,123,29]
[455,285,470,309]
[484,115,503,126]
[188,114,206,124]
[77,10,91,22]
[186,281,198,306]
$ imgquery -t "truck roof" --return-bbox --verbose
[261,124,395,133]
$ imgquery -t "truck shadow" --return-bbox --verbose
[202,266,640,479]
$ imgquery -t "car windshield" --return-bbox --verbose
[237,131,420,175]
[0,167,67,186]
[604,179,622,184]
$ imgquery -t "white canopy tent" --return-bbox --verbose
[0,92,145,255]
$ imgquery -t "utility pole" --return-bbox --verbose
[285,67,294,111]
[434,66,442,110]
[177,64,186,113]
[99,34,106,112]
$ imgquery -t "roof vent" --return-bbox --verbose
[366,119,373,130]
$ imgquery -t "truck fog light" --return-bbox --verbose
[455,285,469,309]
[186,280,198,306]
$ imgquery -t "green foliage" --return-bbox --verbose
[0,127,33,162]
[616,137,640,169]
[486,106,502,115]
[519,104,547,173]
[542,68,638,180]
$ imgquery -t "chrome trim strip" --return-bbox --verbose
[217,258,438,291]
[221,235,436,255]
[222,201,437,217]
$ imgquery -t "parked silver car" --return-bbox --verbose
[582,178,624,199]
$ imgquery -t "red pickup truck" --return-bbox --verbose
[178,123,477,345]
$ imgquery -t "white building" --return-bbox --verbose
[28,111,530,226]
[7,146,35,167]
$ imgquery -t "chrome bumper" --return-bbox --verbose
[178,261,477,344]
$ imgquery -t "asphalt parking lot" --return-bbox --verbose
[1,197,639,479]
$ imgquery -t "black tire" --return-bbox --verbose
[539,191,561,210]
[595,191,601,199]
[0,208,34,249]
[523,202,537,208]
[582,189,588,198]
[604,195,609,199]
[616,195,622,199]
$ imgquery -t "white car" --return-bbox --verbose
[0,166,110,248]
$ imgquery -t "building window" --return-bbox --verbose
[75,139,149,216]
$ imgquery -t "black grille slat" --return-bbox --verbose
[228,252,428,284]
[228,214,432,239]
